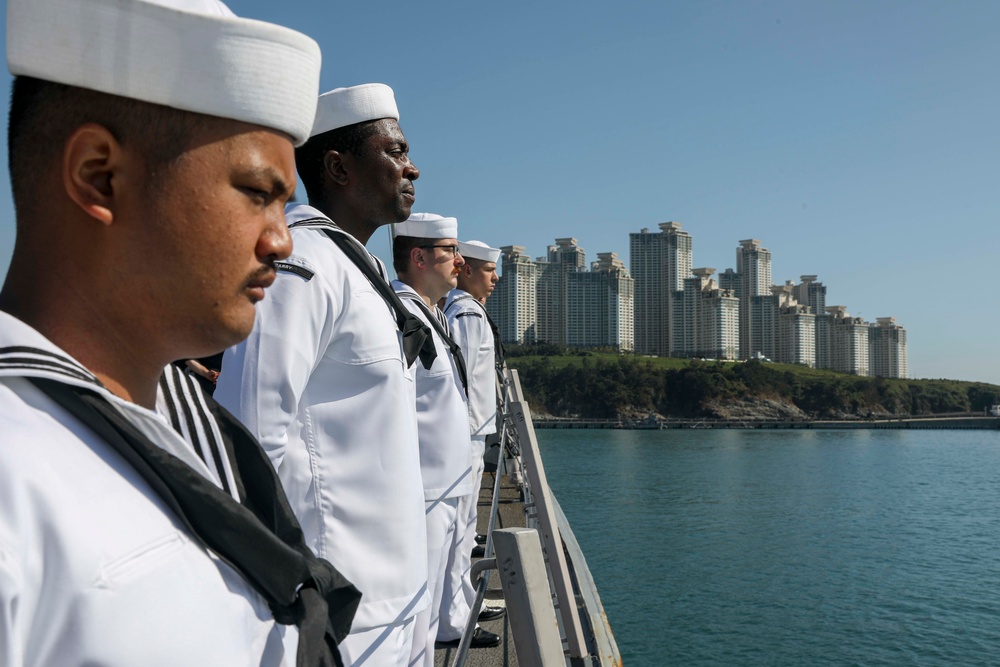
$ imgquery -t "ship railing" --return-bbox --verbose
[449,362,519,667]
[452,365,620,667]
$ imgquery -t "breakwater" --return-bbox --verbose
[533,416,1000,430]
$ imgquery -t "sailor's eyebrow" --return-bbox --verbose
[237,166,292,198]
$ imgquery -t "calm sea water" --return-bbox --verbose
[537,429,1000,667]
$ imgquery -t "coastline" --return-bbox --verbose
[533,415,1000,430]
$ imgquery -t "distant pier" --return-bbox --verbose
[532,416,1000,430]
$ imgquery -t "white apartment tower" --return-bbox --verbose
[535,238,586,345]
[780,307,816,367]
[533,256,561,344]
[735,239,772,359]
[629,222,692,355]
[753,293,779,360]
[489,245,538,344]
[814,312,832,370]
[794,275,827,314]
[549,237,587,270]
[827,306,870,376]
[795,275,827,367]
[565,252,635,351]
[869,317,908,379]
[772,283,816,367]
[676,268,739,359]
[718,268,739,294]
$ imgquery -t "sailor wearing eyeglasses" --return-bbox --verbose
[390,213,500,663]
[438,239,504,646]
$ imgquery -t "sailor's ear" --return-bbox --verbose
[323,150,351,187]
[411,245,427,269]
[62,123,123,226]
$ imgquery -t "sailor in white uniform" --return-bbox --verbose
[0,1,360,665]
[216,85,429,667]
[438,240,504,644]
[0,320,311,667]
[390,214,501,664]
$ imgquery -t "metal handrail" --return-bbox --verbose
[506,369,588,660]
[451,363,595,666]
[450,365,518,667]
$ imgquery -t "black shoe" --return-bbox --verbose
[478,606,506,622]
[468,627,501,648]
[471,545,485,558]
[435,627,501,649]
[475,533,488,545]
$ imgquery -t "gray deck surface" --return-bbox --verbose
[433,473,524,667]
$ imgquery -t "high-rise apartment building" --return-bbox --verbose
[488,245,538,344]
[565,252,634,350]
[492,242,633,351]
[533,256,560,344]
[814,312,832,370]
[769,284,816,367]
[869,317,908,379]
[753,293,779,360]
[676,268,739,359]
[735,239,772,359]
[778,306,816,367]
[629,222,692,355]
[794,275,827,314]
[549,237,587,270]
[490,225,906,376]
[534,238,587,345]
[827,306,870,376]
[794,275,827,368]
[718,268,739,294]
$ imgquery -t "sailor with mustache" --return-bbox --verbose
[389,213,499,664]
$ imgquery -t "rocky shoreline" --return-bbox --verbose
[529,397,1000,430]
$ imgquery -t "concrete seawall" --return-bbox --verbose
[534,417,1000,430]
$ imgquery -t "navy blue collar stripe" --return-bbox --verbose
[0,357,99,384]
[158,372,183,433]
[162,365,237,500]
[0,346,97,380]
[288,217,338,230]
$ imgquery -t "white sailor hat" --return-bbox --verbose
[310,84,399,138]
[6,0,322,145]
[458,240,501,263]
[395,212,458,240]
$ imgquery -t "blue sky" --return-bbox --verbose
[2,1,999,383]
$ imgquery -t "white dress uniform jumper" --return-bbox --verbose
[437,288,499,641]
[216,204,430,666]
[393,281,475,667]
[2,0,346,662]
[0,312,361,666]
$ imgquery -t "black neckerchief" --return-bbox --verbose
[29,377,361,667]
[398,292,469,395]
[290,220,436,370]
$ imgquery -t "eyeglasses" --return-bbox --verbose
[419,244,461,257]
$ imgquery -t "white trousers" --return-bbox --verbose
[436,436,488,641]
[408,497,460,667]
[338,615,416,667]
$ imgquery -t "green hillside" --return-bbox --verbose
[504,345,1000,419]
